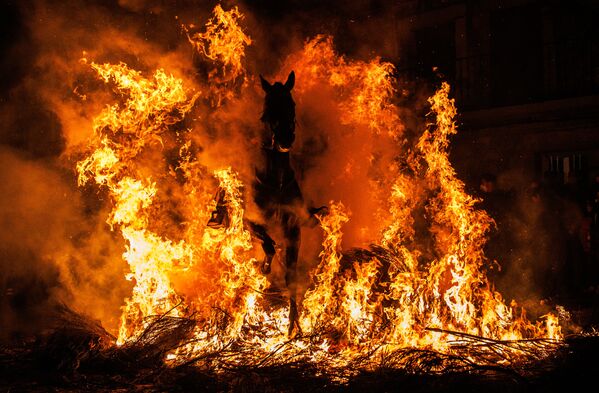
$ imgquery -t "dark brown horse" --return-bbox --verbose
[209,71,325,337]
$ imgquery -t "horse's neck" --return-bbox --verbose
[253,146,304,208]
[257,148,296,186]
[266,147,292,172]
[266,147,289,163]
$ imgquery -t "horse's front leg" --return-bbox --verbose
[283,214,301,338]
[247,221,276,275]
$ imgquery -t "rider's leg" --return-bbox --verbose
[207,188,228,228]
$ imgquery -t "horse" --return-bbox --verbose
[209,71,326,337]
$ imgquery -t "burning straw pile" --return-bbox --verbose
[2,4,589,392]
[0,302,581,391]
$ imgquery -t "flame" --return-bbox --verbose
[77,61,198,343]
[300,202,350,334]
[75,5,562,374]
[184,5,252,105]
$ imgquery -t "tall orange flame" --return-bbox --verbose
[184,5,252,105]
[77,61,198,343]
[76,6,562,374]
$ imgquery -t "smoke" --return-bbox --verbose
[467,167,588,321]
[0,147,130,338]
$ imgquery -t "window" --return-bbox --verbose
[490,5,543,106]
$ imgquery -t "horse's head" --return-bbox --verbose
[260,71,296,152]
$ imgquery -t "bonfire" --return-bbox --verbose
[3,3,590,392]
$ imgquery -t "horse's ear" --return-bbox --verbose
[260,75,272,92]
[284,71,295,90]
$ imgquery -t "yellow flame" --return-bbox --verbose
[184,5,252,105]
[301,202,350,333]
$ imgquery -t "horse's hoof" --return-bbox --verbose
[288,322,301,339]
[307,206,329,227]
[260,258,272,275]
[261,264,271,275]
[309,205,329,217]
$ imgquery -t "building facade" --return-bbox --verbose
[394,0,599,191]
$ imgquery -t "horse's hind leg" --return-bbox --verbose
[283,214,301,338]
[247,221,276,274]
